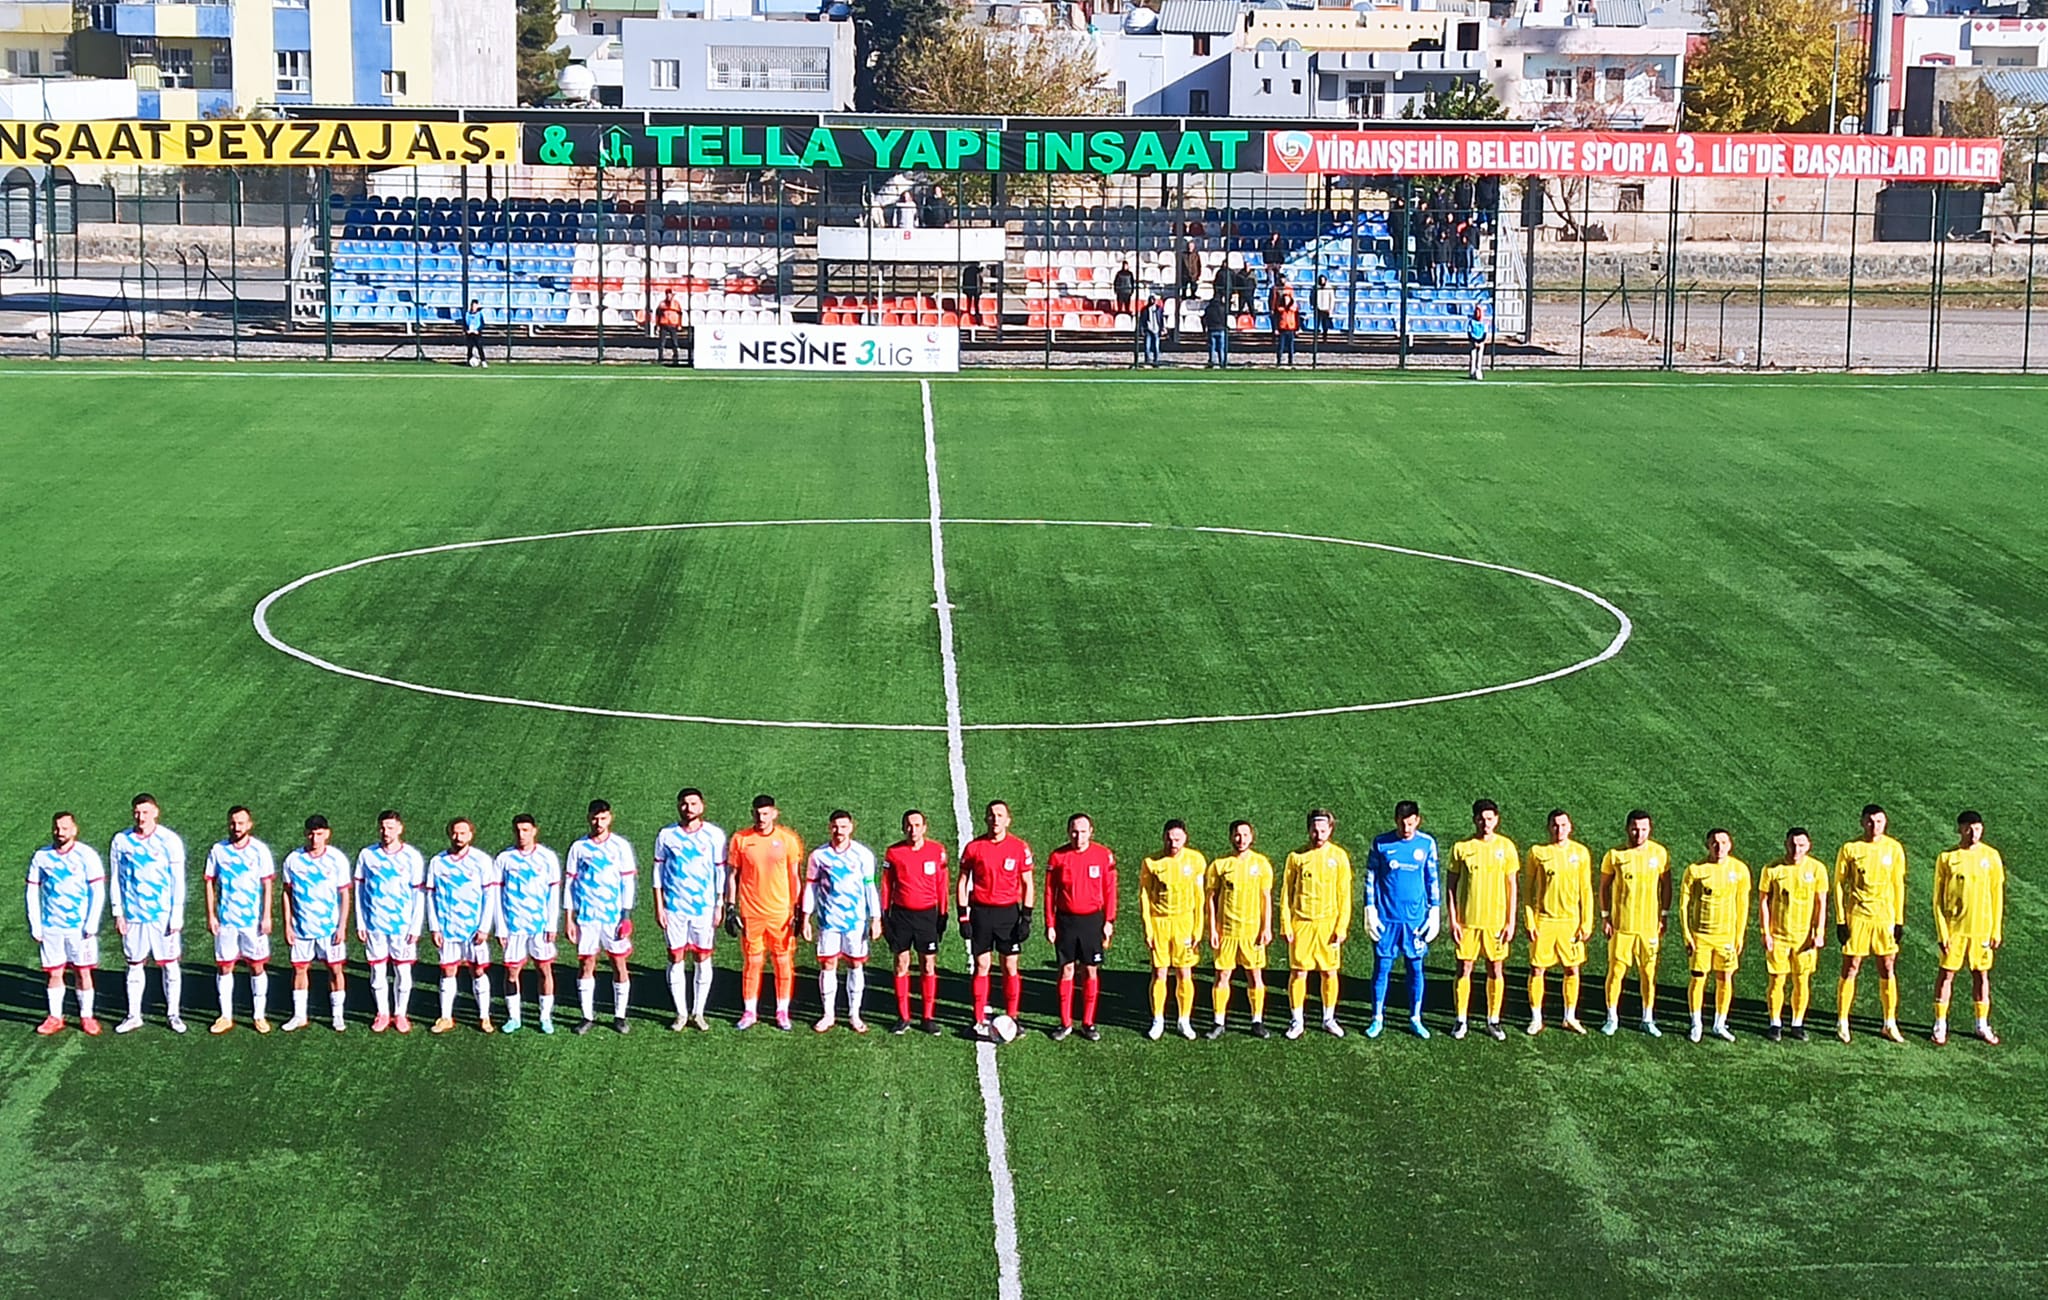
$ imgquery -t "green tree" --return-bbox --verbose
[1400,81,1507,121]
[897,25,1117,115]
[850,0,952,111]
[517,0,567,106]
[1686,0,1859,131]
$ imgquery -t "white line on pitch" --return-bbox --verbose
[922,378,1024,1300]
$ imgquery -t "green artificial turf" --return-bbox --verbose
[1,365,2045,1298]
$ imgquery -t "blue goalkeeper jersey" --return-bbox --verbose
[1367,831,1440,925]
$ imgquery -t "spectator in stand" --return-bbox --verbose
[1272,288,1300,368]
[1137,289,1166,368]
[961,261,982,323]
[654,289,683,367]
[921,183,952,229]
[1313,274,1336,341]
[1202,289,1231,370]
[1179,237,1203,299]
[895,189,919,231]
[1113,260,1137,316]
[1234,259,1257,314]
[1261,231,1286,281]
[462,299,487,368]
[1433,217,1455,288]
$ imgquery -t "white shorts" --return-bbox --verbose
[500,933,558,965]
[290,937,347,967]
[363,931,419,964]
[817,927,871,963]
[663,913,715,957]
[435,935,492,968]
[38,929,99,970]
[575,921,633,958]
[121,921,182,965]
[214,927,273,966]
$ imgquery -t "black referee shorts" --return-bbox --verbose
[1053,911,1106,967]
[884,905,942,956]
[969,903,1024,957]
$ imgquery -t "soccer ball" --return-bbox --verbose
[467,355,482,369]
[990,1013,1020,1044]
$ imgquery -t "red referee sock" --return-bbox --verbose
[972,973,991,1023]
[1005,972,1022,1019]
[922,971,938,1021]
[1059,973,1075,1027]
[1083,970,1100,1027]
[896,972,912,1023]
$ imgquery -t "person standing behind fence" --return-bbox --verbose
[1314,274,1335,340]
[1138,290,1166,368]
[654,290,683,367]
[1273,288,1300,368]
[1113,260,1136,316]
[462,300,487,368]
[1467,303,1489,381]
[1203,289,1230,370]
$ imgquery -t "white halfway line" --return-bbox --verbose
[923,378,1024,1300]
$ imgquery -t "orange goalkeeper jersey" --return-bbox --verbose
[729,826,805,924]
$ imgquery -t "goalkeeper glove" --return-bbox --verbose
[723,910,743,938]
[1419,906,1441,945]
[1014,906,1034,945]
[1363,908,1384,943]
[1836,923,1849,944]
[958,910,972,940]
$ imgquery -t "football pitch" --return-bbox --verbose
[3,363,2047,1299]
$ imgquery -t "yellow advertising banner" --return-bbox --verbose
[0,119,519,168]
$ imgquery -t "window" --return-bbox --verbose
[382,69,407,96]
[1346,78,1385,117]
[88,4,115,30]
[1292,78,1302,94]
[159,47,194,88]
[650,58,680,90]
[1543,68,1572,99]
[1260,77,1272,94]
[707,45,830,92]
[1617,183,1645,212]
[382,0,405,22]
[1192,34,1210,56]
[274,0,307,6]
[51,45,69,74]
[211,45,233,80]
[1602,66,1625,101]
[592,20,606,34]
[1188,87,1210,114]
[5,49,38,77]
[1576,67,1595,101]
[275,49,308,93]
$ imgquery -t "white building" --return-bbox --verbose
[1488,0,1687,127]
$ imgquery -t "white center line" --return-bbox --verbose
[921,377,1023,1300]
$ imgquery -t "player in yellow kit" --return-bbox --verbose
[1600,810,1671,1037]
[1757,827,1828,1042]
[1447,799,1517,1041]
[1931,810,2005,1046]
[1282,809,1353,1040]
[1523,809,1593,1036]
[1206,819,1274,1040]
[1680,829,1751,1044]
[1834,803,1908,1044]
[1141,820,1207,1041]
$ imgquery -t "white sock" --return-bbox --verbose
[78,987,94,1020]
[441,976,457,1021]
[821,968,839,1019]
[164,962,182,1016]
[394,964,414,1014]
[847,965,866,1018]
[775,992,791,1015]
[613,979,630,1019]
[330,981,347,1024]
[539,992,555,1022]
[217,973,234,1019]
[126,964,145,1016]
[371,966,390,1017]
[251,972,269,1019]
[669,964,688,1015]
[46,984,64,1019]
[293,988,309,1020]
[578,976,596,1020]
[473,974,490,1020]
[692,961,713,1017]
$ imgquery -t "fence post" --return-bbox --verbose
[229,169,241,359]
[1576,181,1590,369]
[1662,172,1680,370]
[597,160,607,363]
[1927,184,1946,372]
[644,165,655,345]
[501,175,512,364]
[44,170,59,358]
[459,165,471,333]
[1754,176,1769,370]
[410,167,424,363]
[136,165,148,359]
[1397,176,1411,370]
[1845,179,1860,370]
[2025,136,2040,374]
[319,167,333,363]
[1044,172,1053,370]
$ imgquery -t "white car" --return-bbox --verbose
[0,235,35,275]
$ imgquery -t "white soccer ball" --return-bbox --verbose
[467,355,482,369]
[990,1013,1020,1044]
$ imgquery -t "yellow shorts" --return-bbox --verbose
[1688,936,1741,975]
[1843,914,1899,959]
[1763,940,1819,977]
[1939,935,1995,973]
[1455,926,1509,964]
[1528,918,1585,970]
[1214,935,1268,971]
[1609,931,1660,974]
[1289,931,1343,973]
[1149,936,1200,969]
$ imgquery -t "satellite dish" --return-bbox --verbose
[557,63,596,101]
[1124,5,1158,29]
[1838,114,1860,134]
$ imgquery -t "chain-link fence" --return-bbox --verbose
[2,156,2039,370]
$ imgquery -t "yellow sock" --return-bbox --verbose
[1488,973,1506,1022]
[1320,971,1339,1013]
[1213,978,1231,1020]
[1175,971,1195,1020]
[1934,996,1950,1020]
[1527,970,1546,1016]
[1560,970,1580,1017]
[1687,974,1706,1017]
[1879,976,1898,1022]
[1767,974,1785,1021]
[1605,962,1625,1013]
[1250,981,1267,1020]
[1790,973,1810,1022]
[1715,974,1732,1020]
[1838,974,1857,1022]
[1150,971,1167,1019]
[1289,972,1306,1014]
[1454,972,1472,1021]
[1974,998,1990,1021]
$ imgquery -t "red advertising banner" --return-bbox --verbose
[1263,129,2004,182]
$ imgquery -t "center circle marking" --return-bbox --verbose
[251,518,1633,732]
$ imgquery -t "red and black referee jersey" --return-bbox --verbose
[882,839,949,912]
[960,834,1034,907]
[1046,843,1118,919]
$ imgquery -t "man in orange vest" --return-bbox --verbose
[655,289,683,367]
[726,794,805,1030]
[1272,288,1301,368]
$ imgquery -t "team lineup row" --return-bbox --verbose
[24,791,2008,1047]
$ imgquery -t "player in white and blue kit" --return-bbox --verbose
[355,810,427,1034]
[565,799,637,1035]
[653,787,728,1032]
[427,817,501,1034]
[280,814,352,1032]
[26,811,107,1035]
[108,793,187,1034]
[803,810,882,1034]
[495,813,562,1034]
[1364,800,1442,1040]
[204,806,277,1034]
